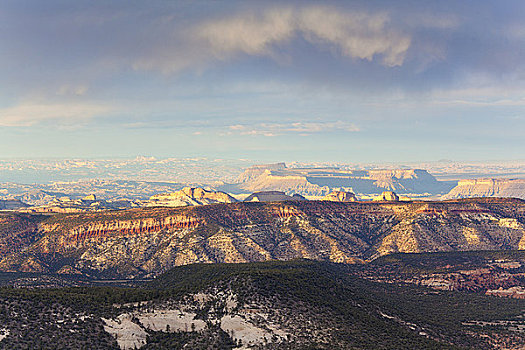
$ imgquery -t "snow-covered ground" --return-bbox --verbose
[102,314,148,350]
[0,328,10,342]
[221,315,276,346]
[102,294,289,350]
[137,309,206,332]
[103,309,207,350]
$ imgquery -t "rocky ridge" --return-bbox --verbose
[0,198,524,279]
[146,187,237,207]
[321,190,357,202]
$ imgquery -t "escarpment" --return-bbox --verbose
[0,199,524,278]
[443,179,525,200]
[229,163,455,196]
[64,215,202,241]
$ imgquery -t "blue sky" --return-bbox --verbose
[1,0,524,162]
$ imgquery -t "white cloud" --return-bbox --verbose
[200,5,412,67]
[297,7,410,66]
[0,102,112,127]
[196,8,295,59]
[134,5,412,73]
[228,120,359,136]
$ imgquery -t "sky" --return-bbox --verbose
[1,0,524,163]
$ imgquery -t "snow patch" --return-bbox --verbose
[0,328,9,342]
[221,315,285,347]
[379,311,395,320]
[137,309,206,332]
[103,309,207,350]
[102,314,148,350]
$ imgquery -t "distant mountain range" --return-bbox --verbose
[3,163,525,211]
[5,164,445,212]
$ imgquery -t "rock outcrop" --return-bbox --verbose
[373,191,400,202]
[322,191,357,202]
[244,191,306,202]
[82,194,97,201]
[146,187,237,207]
[443,178,525,200]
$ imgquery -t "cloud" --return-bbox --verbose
[297,7,410,66]
[228,120,360,136]
[0,102,112,127]
[196,8,295,59]
[135,5,412,73]
[4,1,522,98]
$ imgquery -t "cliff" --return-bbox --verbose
[322,190,357,202]
[227,164,455,196]
[0,198,524,278]
[235,162,286,183]
[443,178,525,200]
